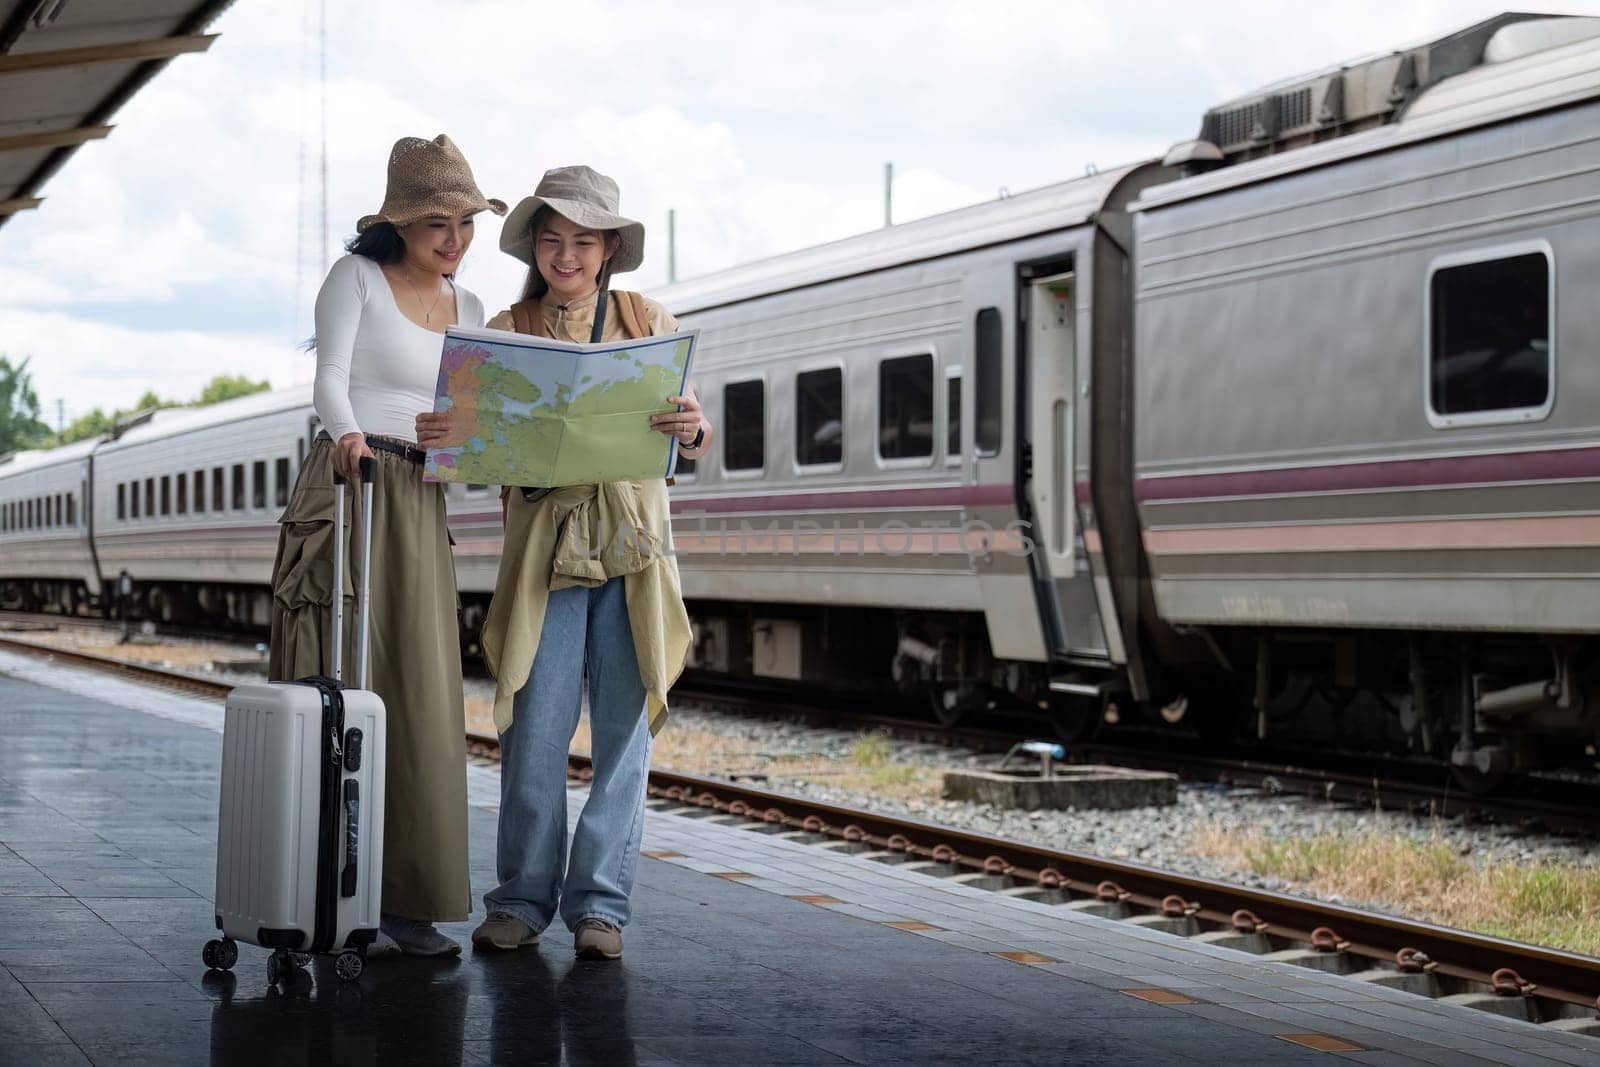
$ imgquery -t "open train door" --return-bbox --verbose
[1018,263,1116,738]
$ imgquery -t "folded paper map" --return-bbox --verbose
[423,324,697,488]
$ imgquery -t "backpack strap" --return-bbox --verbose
[507,299,549,337]
[612,290,652,339]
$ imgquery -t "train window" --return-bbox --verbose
[160,476,171,516]
[176,473,187,515]
[878,353,934,460]
[144,478,154,519]
[54,494,62,526]
[795,367,843,467]
[723,379,765,472]
[117,484,125,521]
[975,308,1002,454]
[193,469,206,513]
[67,494,75,527]
[212,467,224,513]
[1426,244,1553,428]
[130,481,139,520]
[232,464,245,511]
[946,373,962,458]
[275,458,290,507]
[252,461,267,509]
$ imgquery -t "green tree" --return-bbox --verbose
[132,389,180,414]
[51,375,275,446]
[54,409,117,446]
[0,355,52,454]
[194,374,271,407]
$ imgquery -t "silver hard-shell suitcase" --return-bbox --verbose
[204,458,387,983]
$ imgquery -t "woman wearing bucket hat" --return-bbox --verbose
[416,164,711,960]
[269,134,506,957]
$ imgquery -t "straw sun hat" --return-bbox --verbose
[356,134,507,232]
[500,165,645,275]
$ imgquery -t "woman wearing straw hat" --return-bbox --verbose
[417,164,712,960]
[270,134,505,957]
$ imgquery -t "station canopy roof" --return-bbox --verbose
[0,0,232,234]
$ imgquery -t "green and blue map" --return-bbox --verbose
[424,325,696,488]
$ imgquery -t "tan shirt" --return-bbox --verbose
[479,288,690,735]
[484,288,679,343]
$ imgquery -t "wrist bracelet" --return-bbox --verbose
[684,425,705,450]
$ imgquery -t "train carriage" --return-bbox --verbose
[1130,14,1600,775]
[90,387,317,628]
[655,162,1171,723]
[0,439,97,612]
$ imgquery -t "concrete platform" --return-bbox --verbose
[1,649,1598,1066]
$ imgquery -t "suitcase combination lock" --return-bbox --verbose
[343,728,364,772]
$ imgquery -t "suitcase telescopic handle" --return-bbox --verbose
[329,458,378,688]
[356,458,376,691]
[331,472,346,684]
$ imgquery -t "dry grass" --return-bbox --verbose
[471,710,945,805]
[1192,824,1600,956]
[1,626,262,670]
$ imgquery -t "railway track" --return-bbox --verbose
[3,635,1597,1035]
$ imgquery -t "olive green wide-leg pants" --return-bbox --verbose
[267,438,470,921]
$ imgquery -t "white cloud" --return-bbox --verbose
[5,310,312,428]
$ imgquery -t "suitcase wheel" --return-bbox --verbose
[334,950,364,982]
[266,950,288,985]
[202,938,237,971]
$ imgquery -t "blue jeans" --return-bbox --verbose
[484,577,653,933]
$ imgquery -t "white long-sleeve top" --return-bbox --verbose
[313,254,486,443]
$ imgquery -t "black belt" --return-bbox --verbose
[365,436,426,464]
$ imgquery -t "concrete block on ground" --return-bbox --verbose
[941,765,1177,810]
[1439,992,1538,1021]
[1346,968,1440,997]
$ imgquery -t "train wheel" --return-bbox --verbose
[928,686,967,727]
[928,684,989,728]
[1051,694,1101,744]
[1449,763,1507,796]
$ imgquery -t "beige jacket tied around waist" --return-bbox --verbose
[480,479,689,735]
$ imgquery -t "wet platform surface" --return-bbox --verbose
[2,651,1598,1066]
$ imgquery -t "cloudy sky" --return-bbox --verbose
[2,0,1592,425]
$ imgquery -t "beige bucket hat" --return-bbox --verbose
[357,134,507,232]
[500,165,645,274]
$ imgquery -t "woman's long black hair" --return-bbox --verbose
[346,222,405,263]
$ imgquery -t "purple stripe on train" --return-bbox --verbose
[1134,446,1600,502]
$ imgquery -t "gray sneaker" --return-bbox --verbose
[471,911,540,951]
[378,914,461,957]
[574,917,623,960]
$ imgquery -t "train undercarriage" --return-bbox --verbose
[7,579,1594,788]
[0,577,274,632]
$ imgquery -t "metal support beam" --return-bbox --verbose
[0,34,217,75]
[0,124,111,152]
[0,196,44,215]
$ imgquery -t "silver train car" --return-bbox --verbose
[1127,14,1600,780]
[0,438,97,612]
[1,11,1593,780]
[1,385,505,632]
